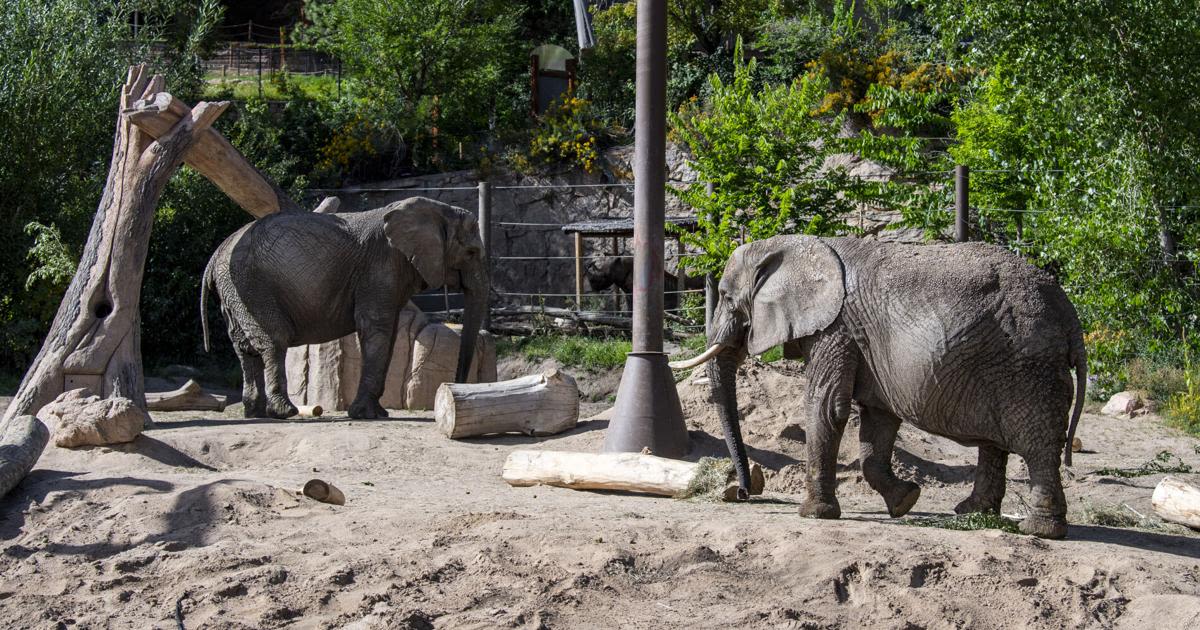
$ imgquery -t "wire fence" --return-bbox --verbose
[311,165,1199,336]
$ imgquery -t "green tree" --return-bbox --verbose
[921,0,1200,370]
[297,0,523,169]
[671,43,856,276]
[0,0,220,372]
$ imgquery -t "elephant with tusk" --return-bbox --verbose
[673,235,1085,539]
[202,197,489,420]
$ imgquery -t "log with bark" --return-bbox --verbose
[0,65,297,500]
[145,379,227,412]
[502,450,766,500]
[435,369,579,438]
[1151,476,1200,530]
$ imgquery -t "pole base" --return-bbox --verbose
[604,352,689,458]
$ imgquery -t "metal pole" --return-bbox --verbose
[477,181,492,330]
[574,232,584,312]
[631,0,667,353]
[605,0,687,458]
[955,164,969,242]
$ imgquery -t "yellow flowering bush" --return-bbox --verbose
[525,94,602,174]
[317,113,380,174]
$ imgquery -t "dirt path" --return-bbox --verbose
[1,362,1199,629]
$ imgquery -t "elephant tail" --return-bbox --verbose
[201,254,216,353]
[1065,328,1087,467]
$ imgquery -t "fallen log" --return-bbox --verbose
[1151,476,1200,530]
[502,450,765,500]
[435,369,578,439]
[145,379,226,412]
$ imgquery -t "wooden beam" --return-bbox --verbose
[125,92,297,217]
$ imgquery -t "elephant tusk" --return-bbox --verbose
[668,344,725,370]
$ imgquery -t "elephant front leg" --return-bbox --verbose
[955,445,1008,515]
[800,333,858,520]
[349,317,396,419]
[859,406,921,518]
[261,345,298,419]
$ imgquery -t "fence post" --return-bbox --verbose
[574,232,584,313]
[477,180,492,330]
[955,164,970,242]
[257,48,263,98]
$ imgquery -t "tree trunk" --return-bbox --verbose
[0,65,288,499]
[434,369,578,439]
[144,379,226,412]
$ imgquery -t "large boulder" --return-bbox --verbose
[38,389,148,448]
[1101,391,1152,417]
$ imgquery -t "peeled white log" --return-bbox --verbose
[502,450,765,500]
[145,379,226,412]
[1151,476,1200,530]
[296,405,323,418]
[435,369,578,439]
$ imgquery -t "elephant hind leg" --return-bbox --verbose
[234,347,267,419]
[1017,450,1068,539]
[955,445,1008,515]
[259,344,297,419]
[858,405,920,518]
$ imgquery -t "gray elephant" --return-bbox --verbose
[202,197,489,420]
[674,235,1085,538]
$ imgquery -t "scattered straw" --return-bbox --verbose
[676,457,735,502]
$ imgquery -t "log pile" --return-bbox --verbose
[435,369,578,438]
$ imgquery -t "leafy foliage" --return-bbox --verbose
[296,0,523,172]
[0,0,218,372]
[671,42,856,276]
[521,94,603,174]
[1092,450,1193,478]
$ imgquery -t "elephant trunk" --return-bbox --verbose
[709,351,751,500]
[455,266,489,383]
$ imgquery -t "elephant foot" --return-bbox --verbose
[349,397,387,419]
[266,397,298,419]
[799,496,841,519]
[1019,515,1068,539]
[954,494,1002,516]
[883,481,921,518]
[242,396,267,419]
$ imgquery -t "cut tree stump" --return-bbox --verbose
[0,65,299,499]
[1151,476,1200,530]
[435,369,578,438]
[502,450,766,500]
[145,379,226,412]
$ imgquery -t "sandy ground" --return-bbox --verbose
[2,358,1200,629]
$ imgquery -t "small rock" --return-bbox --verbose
[266,567,288,585]
[38,389,148,448]
[1101,391,1147,417]
[1071,436,1083,452]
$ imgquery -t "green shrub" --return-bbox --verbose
[498,335,631,371]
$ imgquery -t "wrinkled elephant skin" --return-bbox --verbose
[701,236,1085,539]
[202,197,489,420]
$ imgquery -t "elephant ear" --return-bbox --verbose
[383,199,447,289]
[746,238,846,356]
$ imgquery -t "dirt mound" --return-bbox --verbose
[2,358,1200,628]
